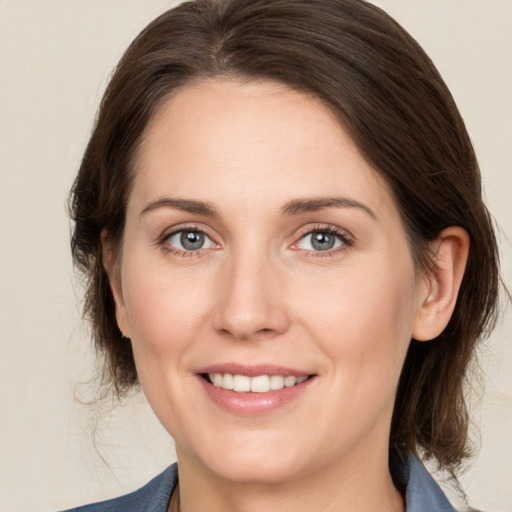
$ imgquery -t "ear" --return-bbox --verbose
[412,226,470,341]
[101,230,131,339]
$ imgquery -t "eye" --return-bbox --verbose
[296,228,352,253]
[165,229,215,252]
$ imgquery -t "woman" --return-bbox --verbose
[66,0,501,510]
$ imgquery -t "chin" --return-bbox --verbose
[211,458,306,485]
[188,436,310,485]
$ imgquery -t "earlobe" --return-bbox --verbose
[412,227,470,341]
[101,230,131,338]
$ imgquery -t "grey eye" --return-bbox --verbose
[298,231,343,252]
[181,231,204,250]
[167,230,214,251]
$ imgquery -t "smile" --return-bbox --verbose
[207,373,309,393]
[196,365,316,415]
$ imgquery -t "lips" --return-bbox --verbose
[196,364,315,415]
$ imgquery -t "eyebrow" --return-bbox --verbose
[140,198,220,217]
[140,195,376,219]
[281,196,376,219]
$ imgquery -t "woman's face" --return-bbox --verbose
[111,79,428,485]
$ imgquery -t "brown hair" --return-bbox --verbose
[70,0,500,473]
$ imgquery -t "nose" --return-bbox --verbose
[213,251,290,341]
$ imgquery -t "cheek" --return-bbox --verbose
[119,255,217,428]
[297,257,417,385]
[121,254,213,358]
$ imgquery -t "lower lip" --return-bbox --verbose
[197,376,314,415]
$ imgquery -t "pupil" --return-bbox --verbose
[181,231,204,250]
[311,232,335,251]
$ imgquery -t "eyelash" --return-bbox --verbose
[158,224,354,257]
[159,225,215,257]
[294,224,354,257]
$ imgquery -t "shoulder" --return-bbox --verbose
[60,463,178,512]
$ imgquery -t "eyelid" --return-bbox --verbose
[291,224,355,254]
[158,224,220,254]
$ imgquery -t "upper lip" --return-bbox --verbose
[195,363,313,378]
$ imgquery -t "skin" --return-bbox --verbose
[105,79,469,512]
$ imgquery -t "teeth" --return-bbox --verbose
[250,375,270,393]
[284,376,296,387]
[233,374,251,392]
[222,373,234,390]
[270,375,284,390]
[208,373,308,392]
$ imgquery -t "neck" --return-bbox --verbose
[175,443,404,512]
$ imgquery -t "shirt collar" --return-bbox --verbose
[393,453,456,511]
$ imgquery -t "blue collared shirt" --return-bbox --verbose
[63,454,456,511]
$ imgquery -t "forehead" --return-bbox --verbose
[131,78,395,217]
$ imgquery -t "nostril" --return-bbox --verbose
[256,327,274,336]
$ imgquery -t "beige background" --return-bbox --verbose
[0,1,510,511]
